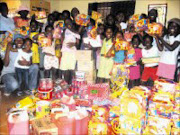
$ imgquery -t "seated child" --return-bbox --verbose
[14,38,32,96]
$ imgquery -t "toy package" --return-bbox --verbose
[151,91,174,104]
[75,14,90,26]
[142,57,160,64]
[148,101,173,118]
[153,79,176,94]
[113,39,130,51]
[38,34,52,47]
[0,32,13,52]
[35,10,47,23]
[143,116,172,135]
[147,23,163,36]
[79,83,110,102]
[126,47,136,66]
[128,14,142,24]
[91,11,102,21]
[87,26,97,39]
[134,19,149,32]
[88,120,108,135]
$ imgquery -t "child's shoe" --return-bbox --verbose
[17,91,24,96]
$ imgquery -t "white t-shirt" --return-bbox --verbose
[61,29,80,52]
[142,46,160,67]
[83,34,102,48]
[159,34,180,65]
[0,14,15,33]
[14,49,32,69]
[120,22,127,30]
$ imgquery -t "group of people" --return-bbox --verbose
[0,2,179,97]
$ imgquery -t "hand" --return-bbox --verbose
[67,42,76,48]
[18,57,29,66]
[6,43,12,51]
[106,51,112,58]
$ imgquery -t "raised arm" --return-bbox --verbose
[158,36,180,51]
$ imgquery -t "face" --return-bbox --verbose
[132,38,140,48]
[48,15,54,25]
[45,27,53,37]
[65,19,73,29]
[30,22,38,32]
[144,37,152,48]
[105,28,113,39]
[63,12,70,20]
[72,8,79,19]
[168,22,178,36]
[148,11,157,22]
[97,25,104,34]
[116,13,124,22]
[18,10,29,18]
[116,32,123,40]
[107,16,115,26]
[24,40,32,51]
[15,38,24,48]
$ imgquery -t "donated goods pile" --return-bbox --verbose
[6,50,180,135]
[7,77,180,135]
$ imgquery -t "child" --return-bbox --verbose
[129,35,142,88]
[97,27,114,83]
[42,25,59,80]
[148,9,158,23]
[30,20,40,64]
[115,12,127,32]
[15,38,32,96]
[155,18,180,81]
[60,18,80,84]
[141,34,160,86]
[13,5,30,28]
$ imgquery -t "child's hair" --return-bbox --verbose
[45,25,54,32]
[62,10,70,19]
[143,34,153,43]
[148,9,158,17]
[132,34,141,44]
[105,26,113,32]
[52,11,60,21]
[141,13,148,19]
[0,2,8,13]
[24,38,33,46]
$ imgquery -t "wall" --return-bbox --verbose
[51,0,180,24]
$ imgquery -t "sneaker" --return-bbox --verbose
[17,91,24,96]
[4,92,11,97]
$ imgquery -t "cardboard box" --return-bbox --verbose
[32,117,58,135]
[76,50,93,61]
[77,60,95,71]
[85,70,96,81]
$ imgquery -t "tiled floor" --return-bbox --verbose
[0,89,26,134]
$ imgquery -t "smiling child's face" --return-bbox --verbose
[24,40,32,51]
[105,28,113,39]
[144,37,152,48]
[168,22,178,36]
[15,38,24,48]
[132,38,140,48]
[116,32,123,40]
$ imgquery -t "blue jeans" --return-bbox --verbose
[15,68,29,90]
[1,73,19,93]
[29,64,39,90]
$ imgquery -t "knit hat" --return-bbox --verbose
[168,18,180,26]
[13,34,24,41]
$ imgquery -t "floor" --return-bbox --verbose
[0,89,26,134]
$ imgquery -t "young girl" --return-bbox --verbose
[15,38,32,96]
[155,18,180,81]
[129,35,142,88]
[141,34,160,86]
[97,27,114,83]
[60,18,80,84]
[30,20,40,64]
